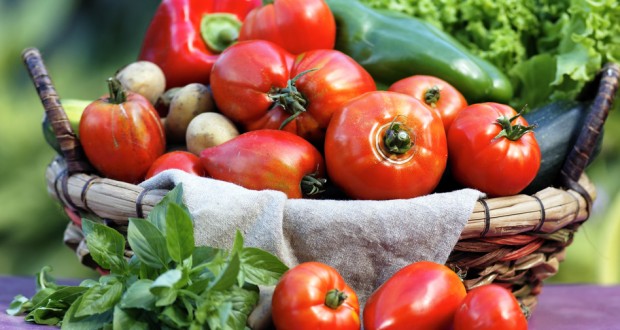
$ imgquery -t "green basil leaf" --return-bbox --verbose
[36,265,58,290]
[112,306,151,330]
[231,230,244,256]
[224,286,260,330]
[192,246,223,265]
[29,287,62,307]
[79,279,99,288]
[150,269,186,307]
[199,286,259,330]
[147,184,188,233]
[74,282,123,317]
[82,219,127,273]
[29,305,66,325]
[120,280,156,311]
[61,295,114,330]
[27,286,87,316]
[240,247,289,286]
[209,254,240,292]
[6,295,31,316]
[165,203,195,263]
[127,218,170,269]
[159,304,192,328]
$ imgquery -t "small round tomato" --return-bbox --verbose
[364,261,467,330]
[238,0,336,54]
[145,151,205,179]
[454,284,528,330]
[272,262,360,330]
[325,91,447,200]
[388,75,467,132]
[448,102,541,197]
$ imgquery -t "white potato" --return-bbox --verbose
[165,83,214,143]
[115,61,165,105]
[186,112,239,155]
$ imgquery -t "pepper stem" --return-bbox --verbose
[201,13,242,53]
[424,85,441,108]
[301,172,326,197]
[271,69,318,130]
[494,107,536,141]
[325,289,348,309]
[383,116,413,154]
[107,77,126,104]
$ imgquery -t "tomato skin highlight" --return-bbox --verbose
[363,261,467,330]
[389,75,468,132]
[325,91,447,200]
[447,102,541,197]
[239,0,336,54]
[145,151,205,179]
[271,262,361,330]
[453,284,528,330]
[199,129,325,199]
[79,82,165,184]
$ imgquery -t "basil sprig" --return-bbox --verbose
[7,184,289,329]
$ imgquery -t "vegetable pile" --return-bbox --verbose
[20,0,617,328]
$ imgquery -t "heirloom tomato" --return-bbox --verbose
[364,261,466,330]
[272,262,360,330]
[209,40,375,144]
[389,75,467,132]
[448,102,541,196]
[324,91,447,200]
[199,129,326,199]
[454,284,528,330]
[145,151,205,179]
[238,0,336,54]
[79,78,165,183]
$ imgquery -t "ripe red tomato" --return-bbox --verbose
[199,129,326,199]
[454,284,528,330]
[389,75,468,132]
[324,91,447,200]
[447,102,541,196]
[272,262,360,330]
[80,78,165,183]
[145,151,205,179]
[364,261,467,330]
[238,0,336,54]
[210,40,375,144]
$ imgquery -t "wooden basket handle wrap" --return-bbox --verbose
[22,47,92,175]
[561,63,619,185]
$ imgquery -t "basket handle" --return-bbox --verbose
[22,47,93,175]
[560,62,619,200]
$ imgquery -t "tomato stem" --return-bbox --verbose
[325,289,348,309]
[200,13,242,53]
[424,85,441,108]
[107,77,126,104]
[384,116,413,154]
[494,108,536,141]
[301,172,326,197]
[271,69,318,130]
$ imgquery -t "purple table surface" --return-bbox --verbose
[1,275,620,329]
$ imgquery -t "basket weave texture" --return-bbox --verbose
[23,47,619,313]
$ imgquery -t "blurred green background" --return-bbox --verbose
[0,0,619,284]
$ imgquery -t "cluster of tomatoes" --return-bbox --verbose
[272,260,528,330]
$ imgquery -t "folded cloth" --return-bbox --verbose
[141,170,482,303]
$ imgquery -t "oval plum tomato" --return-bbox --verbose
[447,102,541,197]
[199,129,326,199]
[80,78,165,183]
[272,262,360,330]
[209,40,375,144]
[324,91,447,200]
[145,151,205,179]
[454,284,528,330]
[363,261,467,330]
[388,75,468,132]
[238,0,336,54]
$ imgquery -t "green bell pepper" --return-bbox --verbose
[326,0,513,103]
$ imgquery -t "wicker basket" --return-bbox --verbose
[23,47,619,314]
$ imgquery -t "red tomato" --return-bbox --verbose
[199,129,326,199]
[364,261,467,330]
[145,151,205,179]
[238,0,336,54]
[210,40,376,144]
[272,262,360,330]
[454,284,528,330]
[447,102,541,196]
[388,75,468,132]
[324,91,447,200]
[80,78,165,183]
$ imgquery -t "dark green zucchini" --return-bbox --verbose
[523,100,603,194]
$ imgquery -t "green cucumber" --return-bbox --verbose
[523,100,603,194]
[41,99,90,154]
